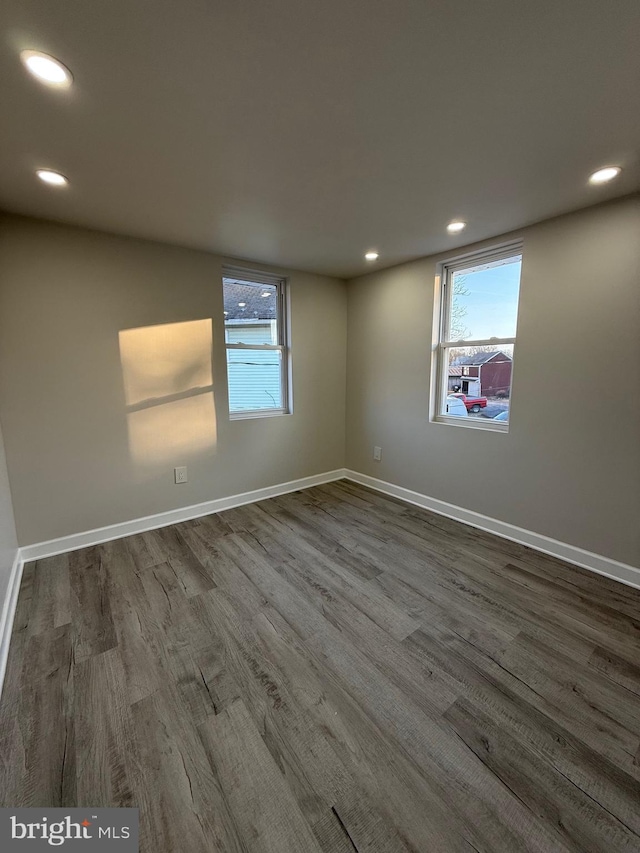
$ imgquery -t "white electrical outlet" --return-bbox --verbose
[174,466,188,484]
[373,446,382,461]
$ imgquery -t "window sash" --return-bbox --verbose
[225,344,288,416]
[223,270,289,418]
[442,244,523,276]
[225,343,285,351]
[223,265,284,287]
[436,345,517,426]
[435,243,521,428]
[440,243,522,344]
[229,407,289,419]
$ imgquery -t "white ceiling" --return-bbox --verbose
[1,0,639,278]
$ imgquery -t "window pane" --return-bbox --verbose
[443,344,514,421]
[448,255,521,341]
[226,347,283,412]
[223,278,278,344]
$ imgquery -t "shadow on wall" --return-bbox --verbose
[118,319,217,475]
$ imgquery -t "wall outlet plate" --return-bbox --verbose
[174,466,188,484]
[373,446,382,461]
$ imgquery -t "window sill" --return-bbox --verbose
[229,408,291,421]
[432,415,509,433]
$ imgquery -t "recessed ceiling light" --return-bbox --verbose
[365,251,379,261]
[20,50,72,88]
[238,302,246,307]
[588,166,621,185]
[261,291,271,297]
[36,169,68,186]
[447,221,466,234]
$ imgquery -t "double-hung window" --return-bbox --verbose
[223,268,290,418]
[435,243,522,430]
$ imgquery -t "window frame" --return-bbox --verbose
[223,266,291,420]
[433,241,522,432]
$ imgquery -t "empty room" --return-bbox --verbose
[0,1,639,851]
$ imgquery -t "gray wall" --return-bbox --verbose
[0,418,18,610]
[346,196,640,567]
[2,198,638,568]
[0,215,347,545]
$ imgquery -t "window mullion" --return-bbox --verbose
[225,343,283,351]
[441,337,516,349]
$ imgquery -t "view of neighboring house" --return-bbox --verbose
[449,350,513,397]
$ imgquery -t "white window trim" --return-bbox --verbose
[223,266,291,420]
[432,241,522,433]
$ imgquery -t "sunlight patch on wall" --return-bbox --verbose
[126,392,215,468]
[119,320,216,473]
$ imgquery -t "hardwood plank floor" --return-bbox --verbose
[1,479,640,852]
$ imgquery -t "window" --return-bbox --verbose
[435,243,522,429]
[223,268,290,418]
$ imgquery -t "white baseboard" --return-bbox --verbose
[0,550,24,699]
[20,468,349,562]
[344,469,640,591]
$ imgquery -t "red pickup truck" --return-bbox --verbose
[452,393,488,413]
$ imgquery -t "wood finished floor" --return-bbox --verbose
[1,480,640,852]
